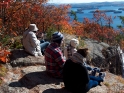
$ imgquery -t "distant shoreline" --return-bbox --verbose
[69,6,124,29]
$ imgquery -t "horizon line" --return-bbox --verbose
[47,1,124,4]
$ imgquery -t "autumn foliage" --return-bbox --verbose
[0,49,10,63]
[0,0,71,37]
[0,0,119,43]
[0,0,124,63]
[70,10,119,45]
[0,44,11,63]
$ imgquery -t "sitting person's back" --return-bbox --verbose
[45,32,65,78]
[23,24,42,56]
[63,59,89,93]
[63,48,105,93]
[64,38,79,60]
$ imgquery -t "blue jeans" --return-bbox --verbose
[40,40,50,55]
[86,75,103,92]
[84,62,100,72]
[89,75,103,82]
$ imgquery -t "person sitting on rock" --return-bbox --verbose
[64,38,79,60]
[83,58,106,77]
[23,24,43,57]
[44,32,65,78]
[63,48,106,93]
[63,39,105,77]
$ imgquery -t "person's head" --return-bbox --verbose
[52,32,63,45]
[28,24,38,32]
[70,38,79,48]
[77,48,89,57]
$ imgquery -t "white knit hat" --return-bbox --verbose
[29,24,38,32]
[70,38,79,48]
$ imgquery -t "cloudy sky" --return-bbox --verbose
[48,0,124,3]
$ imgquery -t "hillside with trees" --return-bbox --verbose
[0,0,124,92]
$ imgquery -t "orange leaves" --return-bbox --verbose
[71,20,84,36]
[0,47,11,63]
[60,20,74,34]
[0,0,118,47]
[0,56,7,63]
[71,14,117,44]
[0,50,10,62]
[11,31,17,36]
[0,0,71,37]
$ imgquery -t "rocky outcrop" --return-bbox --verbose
[0,65,124,93]
[84,39,110,65]
[0,38,124,93]
[9,49,45,67]
[0,66,68,93]
[84,39,122,76]
[64,37,123,76]
[9,38,122,76]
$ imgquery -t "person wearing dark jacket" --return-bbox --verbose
[63,48,104,93]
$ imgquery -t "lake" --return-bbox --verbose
[69,6,124,29]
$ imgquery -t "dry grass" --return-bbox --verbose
[115,76,124,84]
[103,72,124,93]
[0,64,7,85]
[104,82,110,87]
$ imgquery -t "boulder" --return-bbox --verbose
[0,65,124,93]
[9,49,45,67]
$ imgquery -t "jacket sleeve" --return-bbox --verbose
[29,32,40,48]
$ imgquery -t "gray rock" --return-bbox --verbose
[84,38,110,59]
[82,39,110,67]
[0,37,123,93]
[1,65,124,93]
[9,49,45,67]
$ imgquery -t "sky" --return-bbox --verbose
[48,0,124,3]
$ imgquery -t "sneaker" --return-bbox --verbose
[99,72,106,81]
[93,67,101,73]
